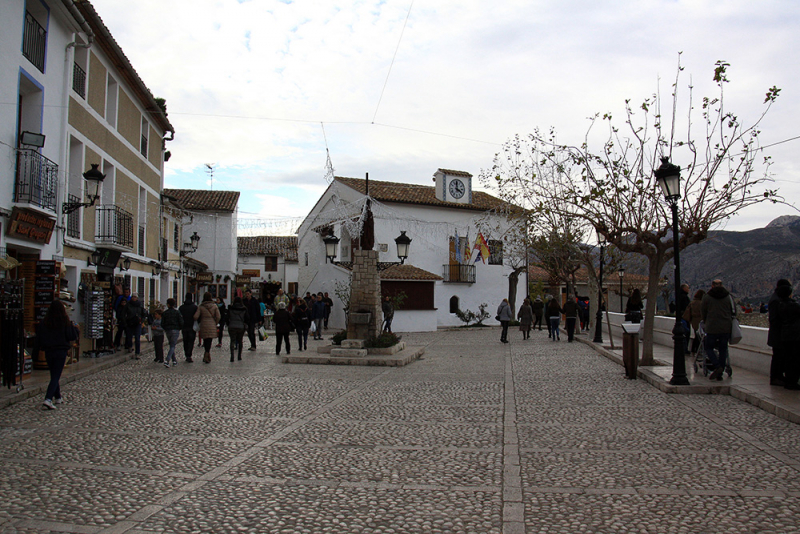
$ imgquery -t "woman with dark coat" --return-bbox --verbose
[517,298,534,340]
[37,300,79,410]
[226,297,249,362]
[293,297,311,351]
[193,292,221,364]
[215,297,227,348]
[774,284,800,390]
[272,302,293,355]
[625,288,644,323]
[532,297,544,331]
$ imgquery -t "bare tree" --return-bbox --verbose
[483,58,784,364]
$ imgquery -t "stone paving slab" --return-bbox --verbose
[0,328,798,533]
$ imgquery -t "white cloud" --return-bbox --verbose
[90,0,800,231]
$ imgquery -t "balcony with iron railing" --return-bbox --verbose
[15,149,58,212]
[442,263,476,284]
[95,205,134,250]
[66,194,81,238]
[23,12,46,73]
[72,62,86,98]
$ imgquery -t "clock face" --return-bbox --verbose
[448,179,465,199]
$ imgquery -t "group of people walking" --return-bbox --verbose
[497,294,584,343]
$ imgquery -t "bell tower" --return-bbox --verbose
[433,169,472,204]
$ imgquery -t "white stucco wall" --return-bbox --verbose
[297,181,524,331]
[188,211,237,276]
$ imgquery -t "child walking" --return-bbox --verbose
[151,310,164,364]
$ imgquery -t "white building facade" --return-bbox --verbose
[297,170,523,332]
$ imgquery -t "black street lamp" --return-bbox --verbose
[323,234,340,263]
[618,267,625,312]
[63,164,106,215]
[655,156,690,386]
[593,230,606,344]
[394,231,412,264]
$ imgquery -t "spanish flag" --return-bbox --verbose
[474,233,490,263]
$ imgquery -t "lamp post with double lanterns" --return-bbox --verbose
[324,231,412,268]
[655,156,690,386]
[593,230,606,344]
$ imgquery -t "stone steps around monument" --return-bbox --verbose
[281,342,424,367]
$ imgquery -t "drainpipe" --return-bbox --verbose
[58,0,95,256]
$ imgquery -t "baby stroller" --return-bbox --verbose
[693,323,733,378]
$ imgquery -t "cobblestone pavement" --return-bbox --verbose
[1,329,799,533]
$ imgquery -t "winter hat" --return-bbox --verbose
[278,302,286,310]
[131,292,139,298]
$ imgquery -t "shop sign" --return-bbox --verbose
[7,207,55,244]
[196,272,213,283]
[242,269,260,277]
[235,275,251,284]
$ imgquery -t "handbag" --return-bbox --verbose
[730,318,743,345]
[495,315,501,321]
[258,325,268,341]
[310,321,317,333]
[193,320,200,332]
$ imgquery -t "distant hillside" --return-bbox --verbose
[679,216,800,302]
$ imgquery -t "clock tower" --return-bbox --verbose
[433,169,472,205]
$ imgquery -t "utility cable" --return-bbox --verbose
[372,0,415,124]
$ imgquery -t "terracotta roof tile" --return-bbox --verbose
[335,177,513,213]
[528,265,649,285]
[238,236,298,261]
[379,264,443,281]
[163,189,240,212]
[436,168,473,178]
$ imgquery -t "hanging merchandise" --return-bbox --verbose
[84,286,105,340]
[0,280,26,391]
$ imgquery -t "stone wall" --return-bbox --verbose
[347,250,381,340]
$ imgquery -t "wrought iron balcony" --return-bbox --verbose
[66,194,81,238]
[96,205,134,250]
[72,62,86,98]
[23,12,46,73]
[15,149,58,212]
[442,263,476,284]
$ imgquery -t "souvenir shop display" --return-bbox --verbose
[0,280,27,392]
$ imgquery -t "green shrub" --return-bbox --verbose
[331,330,348,345]
[365,332,401,348]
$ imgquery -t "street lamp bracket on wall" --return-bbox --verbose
[62,164,106,215]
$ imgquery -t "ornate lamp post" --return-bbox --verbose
[593,230,606,344]
[655,157,690,386]
[618,267,625,312]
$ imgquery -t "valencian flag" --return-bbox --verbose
[473,233,490,263]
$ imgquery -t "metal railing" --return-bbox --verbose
[138,225,145,255]
[15,149,58,211]
[66,194,81,238]
[95,205,134,249]
[72,62,86,98]
[442,263,476,284]
[23,12,46,72]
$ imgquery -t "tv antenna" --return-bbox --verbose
[204,163,216,190]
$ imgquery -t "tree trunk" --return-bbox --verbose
[508,271,519,314]
[640,256,665,366]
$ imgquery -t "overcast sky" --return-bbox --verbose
[89,0,800,234]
